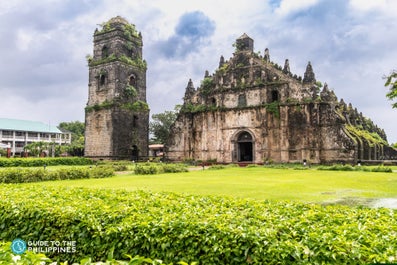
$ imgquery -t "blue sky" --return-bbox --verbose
[0,0,396,142]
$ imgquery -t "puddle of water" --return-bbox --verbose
[371,198,397,209]
[323,197,397,209]
[322,197,373,207]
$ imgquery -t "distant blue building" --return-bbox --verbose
[0,118,71,157]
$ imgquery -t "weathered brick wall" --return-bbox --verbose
[85,17,148,160]
[84,109,113,157]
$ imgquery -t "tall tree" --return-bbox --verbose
[149,106,180,144]
[58,121,85,156]
[58,121,85,142]
[385,70,397,108]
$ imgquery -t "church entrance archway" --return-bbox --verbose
[237,131,254,162]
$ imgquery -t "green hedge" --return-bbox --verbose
[134,163,188,175]
[1,186,397,264]
[0,166,114,183]
[0,157,94,167]
[317,164,393,172]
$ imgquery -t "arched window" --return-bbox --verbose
[102,46,109,59]
[238,131,253,142]
[129,76,136,86]
[271,90,279,102]
[100,74,106,86]
[208,97,216,106]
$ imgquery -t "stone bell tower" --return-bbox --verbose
[84,16,149,160]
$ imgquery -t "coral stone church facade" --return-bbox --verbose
[166,34,396,164]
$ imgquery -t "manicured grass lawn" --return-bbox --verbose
[26,166,397,204]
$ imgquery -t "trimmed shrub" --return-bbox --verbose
[0,166,114,183]
[1,186,397,264]
[208,165,226,170]
[134,163,188,175]
[110,164,129,171]
[0,157,94,167]
[317,164,393,173]
[371,166,393,173]
[134,164,160,175]
[161,163,188,173]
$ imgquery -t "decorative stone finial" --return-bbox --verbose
[339,98,346,108]
[303,61,316,84]
[264,48,270,62]
[283,59,290,74]
[219,55,225,68]
[184,79,195,101]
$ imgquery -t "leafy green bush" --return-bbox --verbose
[370,166,393,173]
[1,186,397,264]
[317,164,393,173]
[328,165,355,171]
[208,165,226,170]
[0,157,94,167]
[0,166,114,183]
[161,163,188,173]
[111,164,129,171]
[134,163,188,175]
[134,164,160,174]
[96,160,132,171]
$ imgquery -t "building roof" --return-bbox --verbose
[0,143,9,148]
[237,33,252,40]
[108,16,130,26]
[0,118,62,133]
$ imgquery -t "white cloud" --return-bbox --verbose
[348,0,397,17]
[275,0,319,16]
[16,29,33,51]
[1,0,397,143]
[349,0,386,12]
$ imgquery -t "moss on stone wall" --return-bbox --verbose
[264,101,280,118]
[88,54,146,70]
[85,100,114,113]
[345,125,387,146]
[85,100,149,113]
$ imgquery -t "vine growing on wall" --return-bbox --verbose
[122,23,139,40]
[200,77,214,96]
[85,100,149,113]
[120,100,149,112]
[265,101,280,118]
[85,100,114,113]
[88,54,147,70]
[124,85,137,98]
